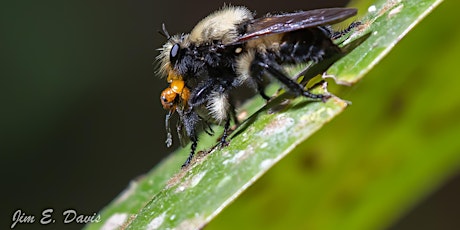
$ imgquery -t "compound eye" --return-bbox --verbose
[170,43,180,63]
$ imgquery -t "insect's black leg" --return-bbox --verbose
[178,108,201,168]
[248,62,272,101]
[331,21,362,40]
[258,84,271,101]
[221,91,235,147]
[203,121,214,136]
[256,61,330,101]
[219,118,231,148]
[182,136,197,168]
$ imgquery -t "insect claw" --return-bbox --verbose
[321,93,332,103]
[218,139,230,149]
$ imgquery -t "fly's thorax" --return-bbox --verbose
[189,6,254,45]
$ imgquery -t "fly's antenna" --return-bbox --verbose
[158,23,171,40]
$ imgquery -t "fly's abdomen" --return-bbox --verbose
[278,28,340,64]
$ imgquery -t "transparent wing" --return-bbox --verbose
[235,8,357,42]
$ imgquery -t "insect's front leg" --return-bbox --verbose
[177,108,200,168]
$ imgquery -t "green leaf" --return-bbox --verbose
[85,0,451,229]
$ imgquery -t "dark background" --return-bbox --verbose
[1,0,458,229]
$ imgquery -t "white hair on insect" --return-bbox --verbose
[189,5,254,45]
[207,91,230,123]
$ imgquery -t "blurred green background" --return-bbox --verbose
[1,0,459,229]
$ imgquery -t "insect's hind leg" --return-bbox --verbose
[331,21,362,40]
[258,83,271,101]
[253,56,330,101]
